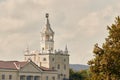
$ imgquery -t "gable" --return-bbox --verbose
[19,62,42,73]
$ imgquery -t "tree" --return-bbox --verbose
[88,16,120,80]
[69,69,90,80]
[69,69,82,80]
[80,70,90,80]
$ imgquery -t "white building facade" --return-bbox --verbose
[24,13,69,80]
[0,60,58,80]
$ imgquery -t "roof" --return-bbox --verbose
[40,66,56,71]
[0,60,56,71]
[41,13,54,34]
[0,61,27,70]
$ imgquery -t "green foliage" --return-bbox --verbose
[69,68,82,80]
[88,16,120,80]
[69,69,90,80]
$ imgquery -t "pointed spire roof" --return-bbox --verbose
[64,45,68,54]
[25,44,29,54]
[41,13,54,34]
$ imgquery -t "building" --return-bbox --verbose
[0,13,69,80]
[0,60,57,80]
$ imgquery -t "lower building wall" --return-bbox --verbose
[41,72,58,80]
[0,69,58,80]
[0,70,18,80]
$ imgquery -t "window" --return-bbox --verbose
[51,48,53,51]
[34,76,40,80]
[46,35,49,40]
[58,74,60,79]
[52,76,55,80]
[64,74,66,78]
[27,76,32,80]
[57,64,60,69]
[46,76,48,80]
[52,58,54,61]
[64,59,66,62]
[42,48,44,50]
[52,67,55,70]
[43,58,46,61]
[9,75,12,80]
[2,74,5,80]
[63,74,66,80]
[20,75,25,80]
[64,64,66,70]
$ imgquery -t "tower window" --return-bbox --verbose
[43,58,46,61]
[42,48,44,50]
[64,64,66,70]
[46,35,49,40]
[52,58,54,61]
[64,59,66,62]
[58,74,60,79]
[57,64,60,69]
[51,48,53,51]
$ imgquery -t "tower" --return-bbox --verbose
[24,13,69,80]
[40,13,54,53]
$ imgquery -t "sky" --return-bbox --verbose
[0,0,120,65]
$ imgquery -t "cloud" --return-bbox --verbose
[0,0,120,64]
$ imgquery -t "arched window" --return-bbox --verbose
[46,35,49,40]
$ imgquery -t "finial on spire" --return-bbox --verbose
[45,13,50,26]
[46,13,49,18]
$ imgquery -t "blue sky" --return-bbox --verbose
[0,0,120,64]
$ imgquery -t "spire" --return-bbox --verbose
[40,13,55,53]
[42,13,54,34]
[46,13,50,26]
[64,45,68,54]
[25,44,29,54]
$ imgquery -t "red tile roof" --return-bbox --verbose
[0,61,27,70]
[0,60,56,71]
